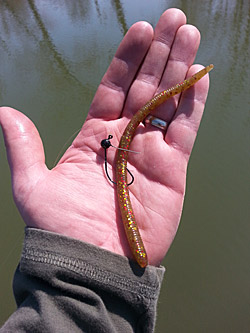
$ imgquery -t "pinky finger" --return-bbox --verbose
[165,64,211,159]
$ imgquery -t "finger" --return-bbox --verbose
[123,8,187,118]
[165,64,211,158]
[148,24,201,124]
[87,21,154,121]
[0,107,47,194]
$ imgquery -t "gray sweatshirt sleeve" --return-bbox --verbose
[1,228,165,333]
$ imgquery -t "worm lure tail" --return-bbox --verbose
[115,64,214,268]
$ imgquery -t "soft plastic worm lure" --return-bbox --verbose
[115,64,214,268]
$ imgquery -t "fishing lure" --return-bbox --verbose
[113,64,213,268]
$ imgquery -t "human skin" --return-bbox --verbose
[0,8,210,267]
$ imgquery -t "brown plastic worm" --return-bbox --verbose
[116,64,214,267]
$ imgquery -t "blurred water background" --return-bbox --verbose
[0,1,249,332]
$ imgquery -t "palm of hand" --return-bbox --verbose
[0,9,210,266]
[47,118,186,266]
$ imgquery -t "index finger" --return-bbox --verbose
[87,22,154,121]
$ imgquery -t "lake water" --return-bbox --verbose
[0,1,249,332]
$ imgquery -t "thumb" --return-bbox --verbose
[0,107,47,202]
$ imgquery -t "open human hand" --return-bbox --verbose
[0,8,211,266]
